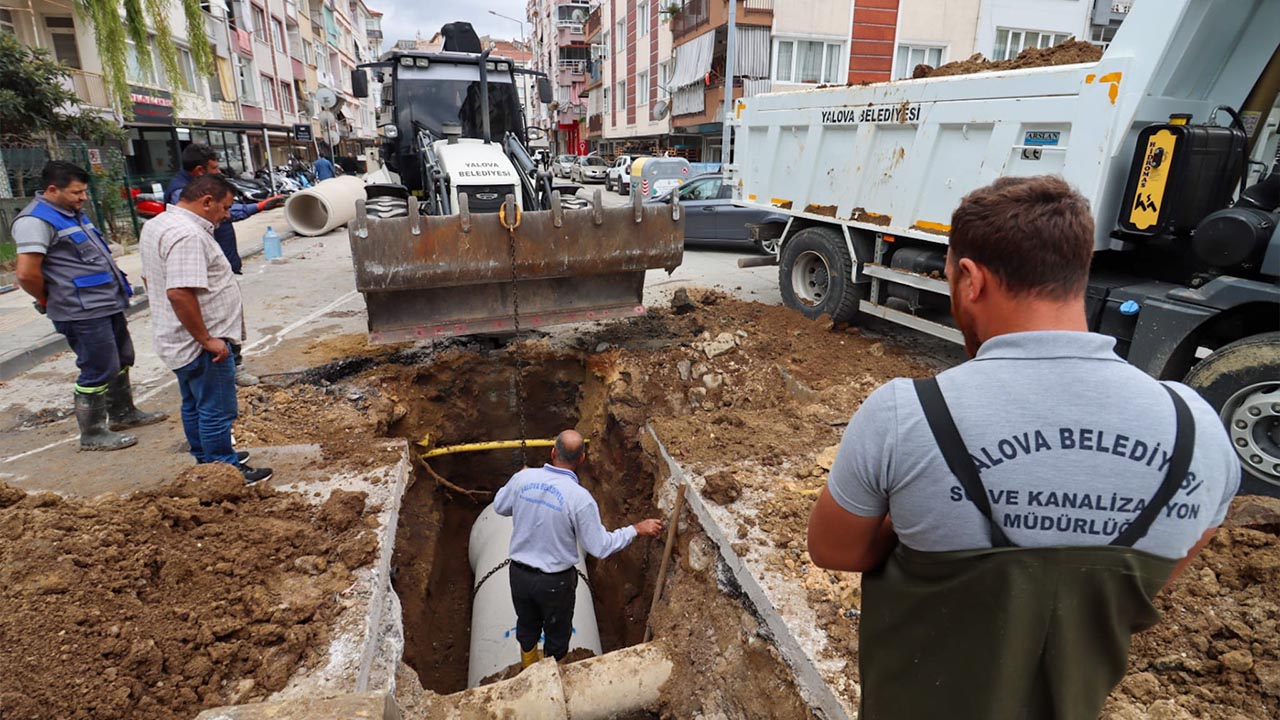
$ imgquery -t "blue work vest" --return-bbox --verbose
[16,197,132,322]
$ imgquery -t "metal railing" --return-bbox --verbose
[744,0,774,9]
[65,69,112,109]
[558,59,587,74]
[670,0,710,38]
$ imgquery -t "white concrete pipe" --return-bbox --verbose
[467,504,603,688]
[430,643,673,719]
[283,175,365,236]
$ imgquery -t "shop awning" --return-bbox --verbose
[670,30,715,89]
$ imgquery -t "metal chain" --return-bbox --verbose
[473,558,511,599]
[505,210,529,470]
[471,558,596,600]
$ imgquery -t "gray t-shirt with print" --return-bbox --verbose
[828,331,1240,560]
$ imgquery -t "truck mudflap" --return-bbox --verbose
[348,192,684,343]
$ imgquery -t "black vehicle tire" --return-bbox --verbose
[1183,332,1280,496]
[777,226,861,324]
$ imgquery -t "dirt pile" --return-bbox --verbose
[0,465,379,720]
[1105,496,1280,719]
[914,39,1103,79]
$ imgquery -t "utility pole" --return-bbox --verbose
[721,0,736,166]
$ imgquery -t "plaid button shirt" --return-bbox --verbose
[139,205,246,370]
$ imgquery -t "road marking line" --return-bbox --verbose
[1,290,362,465]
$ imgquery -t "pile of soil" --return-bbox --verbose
[0,465,379,720]
[914,39,1103,79]
[1104,496,1280,719]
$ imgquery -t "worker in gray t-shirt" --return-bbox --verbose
[807,176,1238,720]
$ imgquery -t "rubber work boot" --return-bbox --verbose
[74,391,137,451]
[520,647,543,669]
[235,367,260,387]
[106,369,169,431]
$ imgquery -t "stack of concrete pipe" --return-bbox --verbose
[283,176,366,237]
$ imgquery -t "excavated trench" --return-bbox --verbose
[386,354,661,695]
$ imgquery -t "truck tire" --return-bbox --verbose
[778,226,861,324]
[1183,332,1280,496]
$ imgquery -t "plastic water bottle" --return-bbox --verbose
[262,226,282,260]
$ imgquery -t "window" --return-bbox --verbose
[993,28,1071,61]
[251,4,267,42]
[302,39,314,64]
[773,39,844,84]
[178,47,199,91]
[659,60,671,98]
[126,42,157,85]
[271,17,286,51]
[280,81,295,113]
[600,30,609,60]
[261,74,276,109]
[46,17,82,69]
[0,9,16,35]
[616,80,626,111]
[616,18,625,46]
[603,86,610,114]
[1090,23,1118,50]
[637,2,649,37]
[636,70,648,107]
[894,44,944,80]
[678,177,722,201]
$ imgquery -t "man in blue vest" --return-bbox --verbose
[13,162,168,451]
[166,143,282,386]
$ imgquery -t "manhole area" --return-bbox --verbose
[388,354,660,695]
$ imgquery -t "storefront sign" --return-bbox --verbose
[293,123,314,142]
[129,86,174,124]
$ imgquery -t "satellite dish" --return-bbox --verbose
[316,87,339,110]
[318,109,336,126]
[651,100,669,120]
[571,8,587,23]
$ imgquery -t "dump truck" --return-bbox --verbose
[345,23,683,342]
[728,0,1280,492]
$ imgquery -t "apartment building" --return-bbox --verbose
[581,0,675,157]
[528,0,593,154]
[2,0,385,193]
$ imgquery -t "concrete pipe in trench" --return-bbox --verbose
[467,504,603,688]
[283,176,366,236]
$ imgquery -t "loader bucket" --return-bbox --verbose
[348,192,684,343]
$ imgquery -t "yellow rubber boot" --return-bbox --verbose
[520,647,543,668]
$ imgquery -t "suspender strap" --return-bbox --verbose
[913,377,1014,548]
[1110,385,1195,547]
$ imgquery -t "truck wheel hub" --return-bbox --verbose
[792,251,831,306]
[1225,383,1280,485]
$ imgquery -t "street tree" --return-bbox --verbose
[75,0,215,113]
[0,32,123,146]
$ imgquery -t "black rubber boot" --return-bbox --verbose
[106,370,168,431]
[75,391,137,451]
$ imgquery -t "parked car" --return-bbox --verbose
[607,155,635,194]
[571,155,609,183]
[649,174,790,254]
[552,154,578,178]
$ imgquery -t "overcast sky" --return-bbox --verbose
[374,0,531,47]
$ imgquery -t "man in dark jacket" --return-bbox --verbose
[13,162,167,451]
[166,143,282,386]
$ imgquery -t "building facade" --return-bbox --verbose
[580,0,675,158]
[0,0,386,194]
[527,0,593,155]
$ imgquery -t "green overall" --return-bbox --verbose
[858,378,1193,720]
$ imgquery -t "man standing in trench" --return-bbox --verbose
[806,175,1239,719]
[494,430,664,667]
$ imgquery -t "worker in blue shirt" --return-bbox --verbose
[166,143,282,386]
[313,153,335,181]
[494,430,664,668]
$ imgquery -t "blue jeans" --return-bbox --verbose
[173,347,239,466]
[52,313,135,391]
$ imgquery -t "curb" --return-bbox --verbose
[0,230,296,383]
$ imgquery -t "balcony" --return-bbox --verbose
[557,23,586,46]
[65,69,111,109]
[671,0,773,42]
[556,103,586,125]
[233,27,255,57]
[587,113,602,136]
[583,8,601,38]
[558,59,586,83]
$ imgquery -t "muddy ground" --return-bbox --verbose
[913,39,1104,78]
[0,464,379,720]
[1,288,1275,718]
